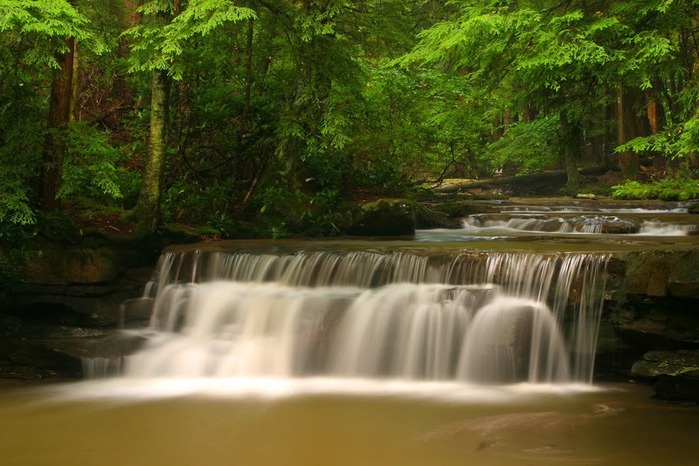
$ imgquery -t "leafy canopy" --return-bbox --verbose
[125,0,256,78]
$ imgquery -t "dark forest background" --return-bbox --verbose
[2,0,698,239]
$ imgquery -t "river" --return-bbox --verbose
[3,199,697,465]
[0,379,697,465]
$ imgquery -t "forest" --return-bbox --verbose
[2,0,699,240]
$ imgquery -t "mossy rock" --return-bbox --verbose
[346,199,416,236]
[161,223,221,243]
[631,350,699,403]
[631,350,699,378]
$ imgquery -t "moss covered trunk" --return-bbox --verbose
[135,69,169,236]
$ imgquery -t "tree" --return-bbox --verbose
[42,2,79,212]
[0,0,91,220]
[613,0,699,175]
[402,0,676,187]
[125,0,255,235]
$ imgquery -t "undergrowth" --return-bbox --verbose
[611,177,699,201]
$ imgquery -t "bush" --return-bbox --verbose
[59,122,125,204]
[611,177,699,201]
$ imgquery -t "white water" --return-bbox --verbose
[92,250,609,387]
[459,215,695,236]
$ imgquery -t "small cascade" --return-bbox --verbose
[415,203,698,242]
[93,249,610,385]
[461,214,684,235]
[639,221,696,236]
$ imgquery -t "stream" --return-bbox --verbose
[2,199,698,465]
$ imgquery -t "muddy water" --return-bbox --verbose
[1,381,697,466]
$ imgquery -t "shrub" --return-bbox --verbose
[611,177,699,201]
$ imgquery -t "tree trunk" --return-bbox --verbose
[41,37,78,212]
[135,69,169,236]
[617,85,640,177]
[647,96,659,135]
[243,16,254,118]
[559,112,584,189]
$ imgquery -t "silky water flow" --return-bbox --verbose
[87,249,609,387]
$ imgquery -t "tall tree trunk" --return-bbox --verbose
[135,69,169,235]
[617,86,640,177]
[559,112,584,189]
[647,96,659,135]
[113,0,141,101]
[243,16,254,118]
[41,37,78,212]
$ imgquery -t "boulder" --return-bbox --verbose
[631,350,699,403]
[631,350,699,378]
[0,338,82,380]
[572,216,641,234]
[346,199,416,236]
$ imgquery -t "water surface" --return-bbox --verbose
[0,380,696,466]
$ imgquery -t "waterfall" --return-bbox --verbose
[101,249,608,385]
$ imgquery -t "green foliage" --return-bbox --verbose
[611,177,699,201]
[401,0,684,180]
[6,0,699,242]
[254,185,344,238]
[58,122,124,203]
[0,182,36,225]
[34,209,82,242]
[125,0,255,78]
[619,114,699,162]
[0,0,93,67]
[161,180,235,228]
[0,91,44,226]
[486,117,560,174]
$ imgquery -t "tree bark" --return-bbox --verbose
[243,16,254,118]
[647,96,659,135]
[559,112,584,189]
[135,69,169,235]
[617,85,640,177]
[41,37,78,212]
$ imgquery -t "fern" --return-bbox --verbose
[57,122,124,202]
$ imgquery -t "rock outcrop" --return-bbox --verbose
[0,241,157,380]
[631,350,699,403]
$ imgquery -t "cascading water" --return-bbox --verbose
[100,249,609,386]
[461,214,695,235]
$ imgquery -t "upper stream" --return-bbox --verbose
[417,199,697,243]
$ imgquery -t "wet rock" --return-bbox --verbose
[346,199,416,236]
[631,350,699,378]
[23,247,120,286]
[572,215,641,234]
[653,375,699,403]
[610,295,699,349]
[620,250,699,299]
[0,339,82,380]
[631,350,699,403]
[415,204,464,229]
[3,266,154,328]
[0,315,107,339]
[122,297,155,323]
